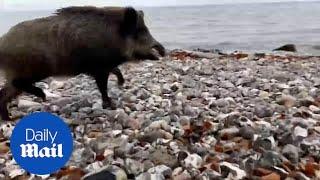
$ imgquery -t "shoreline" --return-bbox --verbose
[0,49,319,179]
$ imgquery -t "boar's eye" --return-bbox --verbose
[132,26,149,39]
[120,7,138,37]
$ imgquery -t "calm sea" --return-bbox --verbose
[1,1,320,54]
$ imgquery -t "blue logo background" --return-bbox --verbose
[10,112,73,175]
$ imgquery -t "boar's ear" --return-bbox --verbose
[121,7,138,36]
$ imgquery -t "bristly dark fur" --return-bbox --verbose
[55,6,136,27]
[55,6,107,16]
[55,6,134,17]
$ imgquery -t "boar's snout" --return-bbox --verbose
[153,42,166,57]
[132,40,166,61]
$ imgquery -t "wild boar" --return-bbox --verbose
[0,6,165,121]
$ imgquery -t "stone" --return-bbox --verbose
[150,149,178,168]
[0,123,14,138]
[183,153,202,169]
[282,144,299,163]
[50,105,60,112]
[172,168,192,180]
[170,82,180,92]
[239,126,255,140]
[150,173,165,180]
[125,158,144,175]
[43,90,61,98]
[259,91,270,99]
[277,95,296,108]
[258,151,282,168]
[17,99,41,109]
[9,169,25,179]
[148,165,172,178]
[50,80,65,89]
[261,173,281,180]
[293,126,308,138]
[137,88,151,100]
[220,162,246,179]
[70,148,95,167]
[273,44,297,52]
[253,136,276,151]
[221,81,235,88]
[219,127,239,140]
[136,172,151,180]
[0,142,10,154]
[254,105,273,118]
[138,130,172,143]
[299,97,315,107]
[52,97,73,107]
[79,107,93,114]
[215,98,230,108]
[183,105,198,117]
[309,105,320,113]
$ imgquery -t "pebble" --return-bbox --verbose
[9,169,25,179]
[150,149,178,168]
[282,144,300,163]
[259,151,282,168]
[219,127,239,140]
[309,105,320,113]
[148,165,172,177]
[17,99,41,109]
[43,89,61,99]
[293,126,308,138]
[183,153,203,169]
[49,80,65,89]
[239,126,255,140]
[220,162,246,179]
[253,136,276,151]
[254,105,273,118]
[277,94,297,108]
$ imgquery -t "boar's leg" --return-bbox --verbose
[0,84,22,121]
[93,72,116,110]
[111,67,125,86]
[12,78,46,101]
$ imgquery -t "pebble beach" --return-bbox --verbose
[0,49,320,179]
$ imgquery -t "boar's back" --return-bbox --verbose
[0,6,129,59]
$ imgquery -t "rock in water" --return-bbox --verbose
[273,44,297,52]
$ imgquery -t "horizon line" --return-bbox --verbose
[1,0,318,12]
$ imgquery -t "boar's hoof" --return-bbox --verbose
[110,68,125,87]
[102,100,117,110]
[39,93,47,102]
[118,79,125,87]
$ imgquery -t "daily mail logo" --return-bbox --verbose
[20,129,63,158]
[10,112,73,175]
